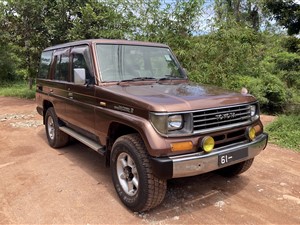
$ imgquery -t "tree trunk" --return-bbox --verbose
[28,78,33,90]
[234,0,241,22]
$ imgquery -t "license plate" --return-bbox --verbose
[218,148,248,166]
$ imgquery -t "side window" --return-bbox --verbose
[38,51,53,79]
[71,46,94,83]
[72,54,92,82]
[54,50,70,81]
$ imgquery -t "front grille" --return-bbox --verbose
[193,104,251,133]
[213,128,248,148]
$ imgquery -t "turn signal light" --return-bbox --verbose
[171,141,193,152]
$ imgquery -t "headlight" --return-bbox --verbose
[250,105,256,117]
[149,113,192,136]
[250,104,260,122]
[168,115,183,131]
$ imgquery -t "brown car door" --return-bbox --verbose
[65,45,96,135]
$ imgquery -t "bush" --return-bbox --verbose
[181,29,298,114]
[223,73,288,113]
[0,82,35,99]
[266,115,300,151]
[227,75,269,106]
[262,74,288,112]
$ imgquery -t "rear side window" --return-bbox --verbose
[38,51,53,79]
[54,49,70,81]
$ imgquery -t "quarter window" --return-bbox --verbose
[38,51,53,79]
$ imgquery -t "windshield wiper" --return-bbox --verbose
[158,75,184,82]
[118,77,157,84]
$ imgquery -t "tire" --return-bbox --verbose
[217,158,254,177]
[111,134,167,212]
[45,107,69,148]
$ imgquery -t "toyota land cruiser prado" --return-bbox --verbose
[36,39,268,212]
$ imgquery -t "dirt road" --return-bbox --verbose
[0,97,299,224]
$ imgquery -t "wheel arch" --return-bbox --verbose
[42,100,54,124]
[106,122,143,167]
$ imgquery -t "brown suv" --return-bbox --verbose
[36,39,268,212]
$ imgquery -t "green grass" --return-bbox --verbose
[266,115,300,152]
[0,82,35,99]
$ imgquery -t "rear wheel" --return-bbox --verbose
[45,107,69,148]
[111,134,167,212]
[217,158,254,177]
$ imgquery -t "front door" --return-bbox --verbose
[65,45,96,135]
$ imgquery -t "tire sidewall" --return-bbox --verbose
[111,138,149,211]
[45,108,57,147]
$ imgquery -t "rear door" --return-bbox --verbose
[46,48,70,120]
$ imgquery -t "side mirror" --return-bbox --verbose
[74,68,86,85]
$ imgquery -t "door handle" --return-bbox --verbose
[68,92,73,99]
[37,84,43,91]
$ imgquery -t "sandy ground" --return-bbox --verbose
[0,97,299,224]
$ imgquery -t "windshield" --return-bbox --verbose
[96,44,185,82]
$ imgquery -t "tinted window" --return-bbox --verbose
[38,51,53,79]
[70,46,94,84]
[54,51,69,81]
[72,53,92,81]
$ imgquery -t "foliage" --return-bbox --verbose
[0,0,299,113]
[281,36,300,53]
[264,0,300,35]
[68,1,129,40]
[1,0,50,80]
[214,0,265,31]
[0,82,35,99]
[184,25,294,112]
[266,115,300,151]
[0,42,20,82]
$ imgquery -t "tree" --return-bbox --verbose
[0,0,51,86]
[214,0,265,31]
[68,1,129,40]
[264,0,300,35]
[0,0,125,86]
[0,36,21,82]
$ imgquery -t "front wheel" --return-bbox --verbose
[111,134,167,212]
[216,158,254,177]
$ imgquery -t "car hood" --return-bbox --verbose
[100,82,256,112]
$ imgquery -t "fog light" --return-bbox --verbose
[247,127,256,140]
[201,136,215,153]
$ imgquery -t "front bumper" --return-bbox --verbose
[150,132,268,179]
